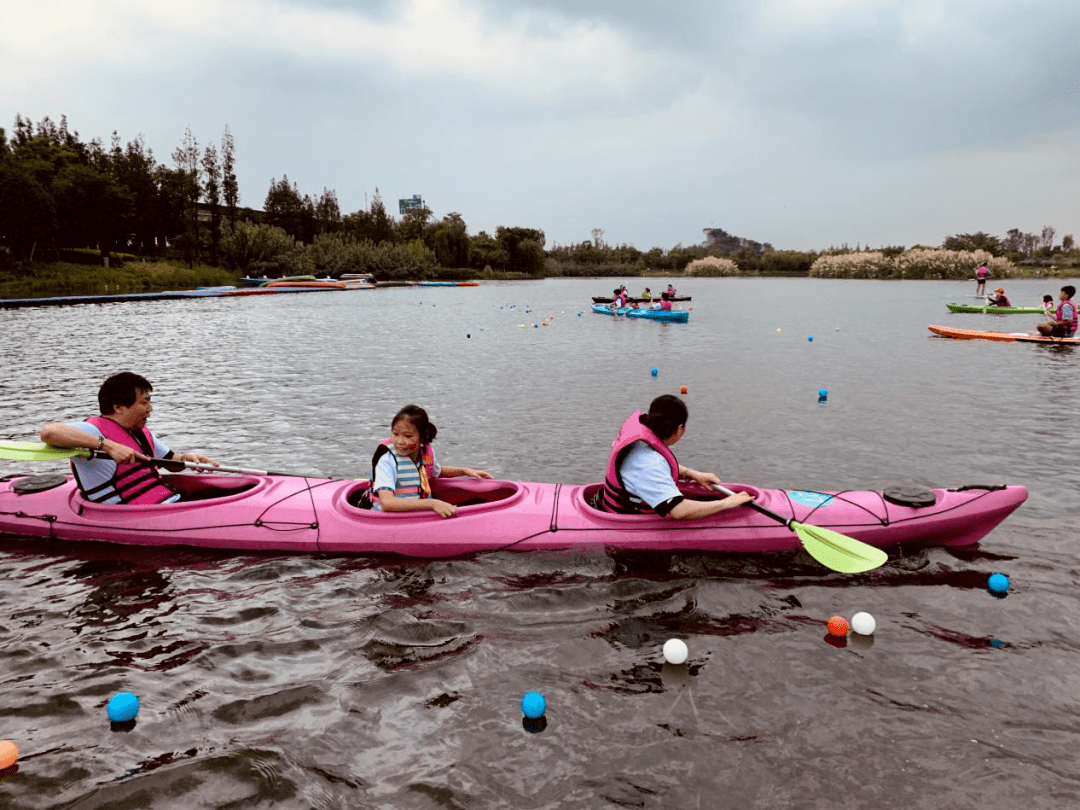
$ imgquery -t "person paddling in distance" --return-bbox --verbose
[1042,294,1056,318]
[596,394,753,519]
[1036,285,1078,338]
[39,372,217,504]
[986,288,1011,307]
[974,261,990,296]
[369,405,491,518]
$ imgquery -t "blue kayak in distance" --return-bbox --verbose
[591,304,689,323]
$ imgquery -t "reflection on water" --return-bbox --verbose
[2,278,1080,807]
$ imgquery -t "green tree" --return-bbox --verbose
[201,142,222,265]
[368,189,394,245]
[396,204,432,243]
[425,212,470,268]
[0,160,54,262]
[220,126,239,229]
[942,231,1004,256]
[171,126,201,266]
[264,175,306,241]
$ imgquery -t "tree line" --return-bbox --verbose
[2,114,1075,279]
[0,114,239,267]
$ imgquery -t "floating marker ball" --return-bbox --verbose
[107,692,140,723]
[818,389,828,399]
[520,691,546,719]
[650,368,659,377]
[826,615,849,637]
[808,335,814,342]
[680,386,688,394]
[466,333,471,339]
[0,741,16,770]
[776,328,781,334]
[850,611,876,635]
[988,573,1010,595]
[663,638,689,665]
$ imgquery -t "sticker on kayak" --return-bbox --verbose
[786,491,834,508]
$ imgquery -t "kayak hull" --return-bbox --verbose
[592,304,689,322]
[0,474,1027,558]
[928,325,1031,341]
[946,303,1043,314]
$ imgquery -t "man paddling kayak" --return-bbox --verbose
[39,372,217,504]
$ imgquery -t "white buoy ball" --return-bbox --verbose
[663,638,689,665]
[850,612,876,635]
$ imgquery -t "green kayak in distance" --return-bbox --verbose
[946,303,1043,314]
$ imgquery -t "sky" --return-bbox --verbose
[2,0,1078,252]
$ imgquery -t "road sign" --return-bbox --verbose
[399,195,424,214]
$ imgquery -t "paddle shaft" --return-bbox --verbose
[84,450,326,478]
[711,483,794,529]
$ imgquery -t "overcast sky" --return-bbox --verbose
[3,0,1078,251]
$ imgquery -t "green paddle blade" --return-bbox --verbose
[0,441,87,462]
[791,520,888,574]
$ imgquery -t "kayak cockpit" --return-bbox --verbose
[339,478,527,517]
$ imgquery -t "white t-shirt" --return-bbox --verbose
[619,441,683,514]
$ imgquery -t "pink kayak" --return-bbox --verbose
[0,473,1027,557]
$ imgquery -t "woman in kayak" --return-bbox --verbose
[370,405,491,518]
[596,395,753,519]
[986,288,1011,306]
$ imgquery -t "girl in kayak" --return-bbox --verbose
[370,405,491,518]
[596,395,753,519]
[1042,294,1055,318]
[986,288,1011,307]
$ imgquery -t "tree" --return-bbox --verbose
[496,226,546,273]
[396,204,431,243]
[425,212,470,268]
[314,188,341,236]
[220,126,239,229]
[0,161,54,262]
[171,126,201,266]
[368,189,394,245]
[942,231,1004,256]
[264,175,305,241]
[201,142,222,265]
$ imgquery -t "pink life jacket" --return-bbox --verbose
[598,411,679,514]
[1057,299,1078,334]
[660,298,672,310]
[976,265,988,279]
[373,438,436,498]
[78,416,178,504]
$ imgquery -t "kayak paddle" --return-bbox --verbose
[0,441,328,478]
[710,483,887,574]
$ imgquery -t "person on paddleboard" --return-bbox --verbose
[974,262,990,296]
[39,372,218,504]
[986,288,1011,307]
[1036,285,1078,338]
[368,405,491,518]
[595,395,753,520]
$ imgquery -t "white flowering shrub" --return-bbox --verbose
[809,249,1016,279]
[685,255,740,276]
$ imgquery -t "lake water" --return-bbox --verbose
[1,277,1079,809]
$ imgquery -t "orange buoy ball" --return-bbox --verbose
[680,386,688,394]
[0,740,17,770]
[827,615,850,637]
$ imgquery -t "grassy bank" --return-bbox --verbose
[0,260,242,299]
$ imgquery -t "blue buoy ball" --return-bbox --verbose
[650,368,659,377]
[988,573,1010,594]
[808,335,814,342]
[107,692,140,723]
[520,691,546,719]
[818,389,828,399]
[466,333,471,339]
